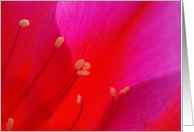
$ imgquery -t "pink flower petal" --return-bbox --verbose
[54,1,181,88]
[104,71,181,131]
[146,87,181,131]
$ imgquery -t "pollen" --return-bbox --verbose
[77,94,82,104]
[110,87,116,96]
[55,37,64,48]
[75,59,85,70]
[19,19,30,27]
[6,118,14,131]
[119,86,130,95]
[77,70,90,76]
[83,62,91,70]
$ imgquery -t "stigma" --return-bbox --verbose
[75,59,91,76]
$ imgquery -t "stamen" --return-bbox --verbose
[119,86,130,95]
[69,96,83,130]
[109,95,121,122]
[110,87,116,97]
[14,71,79,130]
[55,37,64,48]
[2,20,25,77]
[77,94,82,104]
[2,19,30,78]
[7,59,89,129]
[2,37,63,121]
[101,86,129,130]
[77,70,90,76]
[6,118,14,131]
[19,19,30,27]
[83,62,91,70]
[75,59,85,70]
[20,60,87,124]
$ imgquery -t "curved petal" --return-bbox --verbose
[146,87,181,131]
[54,1,181,88]
[104,71,181,131]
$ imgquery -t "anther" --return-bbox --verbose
[75,59,85,70]
[110,87,116,96]
[119,86,130,95]
[55,37,64,48]
[83,62,91,70]
[77,94,82,104]
[19,19,30,27]
[77,70,90,76]
[6,118,14,131]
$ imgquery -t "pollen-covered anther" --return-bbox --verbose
[83,62,91,70]
[6,118,14,131]
[77,70,90,76]
[119,86,130,95]
[77,94,82,104]
[110,87,116,96]
[55,37,64,48]
[19,19,30,27]
[75,59,85,70]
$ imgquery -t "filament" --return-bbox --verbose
[3,47,59,122]
[100,96,114,130]
[68,99,83,130]
[109,95,121,122]
[2,26,21,78]
[14,70,79,130]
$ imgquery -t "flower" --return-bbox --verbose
[1,1,181,131]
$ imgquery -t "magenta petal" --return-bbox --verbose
[105,71,181,131]
[146,88,181,131]
[53,1,181,90]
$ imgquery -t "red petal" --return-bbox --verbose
[1,1,54,130]
[1,1,54,84]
